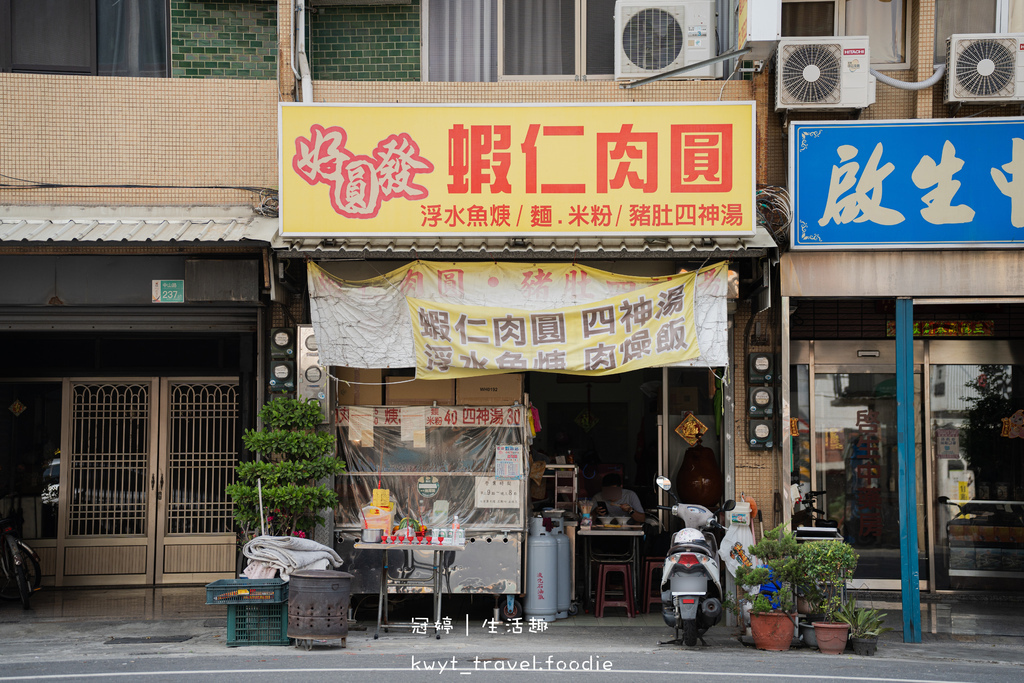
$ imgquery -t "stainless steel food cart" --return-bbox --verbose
[334,404,528,619]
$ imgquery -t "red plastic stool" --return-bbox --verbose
[594,562,635,618]
[642,557,663,613]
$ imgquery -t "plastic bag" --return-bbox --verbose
[718,522,758,589]
[360,505,392,530]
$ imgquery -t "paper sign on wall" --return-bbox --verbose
[936,428,960,459]
[401,406,427,447]
[431,500,449,525]
[495,444,522,480]
[349,406,374,447]
[475,477,520,508]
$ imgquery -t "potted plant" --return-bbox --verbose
[799,540,858,655]
[834,597,893,656]
[226,397,346,541]
[735,523,802,651]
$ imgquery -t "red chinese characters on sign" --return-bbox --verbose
[597,124,659,193]
[443,122,734,197]
[671,125,732,193]
[420,202,743,229]
[448,125,512,194]
[522,125,587,194]
[293,124,434,219]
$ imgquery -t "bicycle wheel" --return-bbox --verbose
[1,536,29,606]
[0,539,21,601]
[18,541,41,593]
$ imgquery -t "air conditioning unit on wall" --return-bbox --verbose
[946,33,1024,103]
[614,0,721,80]
[775,36,876,110]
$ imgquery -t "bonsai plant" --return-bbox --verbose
[226,397,346,540]
[799,539,858,654]
[735,523,802,651]
[834,597,893,656]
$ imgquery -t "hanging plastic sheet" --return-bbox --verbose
[335,405,525,530]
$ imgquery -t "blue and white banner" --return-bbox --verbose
[790,118,1024,249]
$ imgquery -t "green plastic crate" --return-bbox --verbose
[226,602,291,647]
[206,578,288,605]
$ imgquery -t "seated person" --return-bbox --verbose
[593,473,645,525]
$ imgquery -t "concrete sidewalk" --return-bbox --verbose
[1,587,1022,668]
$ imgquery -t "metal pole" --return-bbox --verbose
[895,298,921,643]
[619,47,752,89]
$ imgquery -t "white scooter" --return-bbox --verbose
[654,475,734,646]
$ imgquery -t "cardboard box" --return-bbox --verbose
[670,387,699,412]
[335,368,382,406]
[386,377,455,406]
[456,374,523,406]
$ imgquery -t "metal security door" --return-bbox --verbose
[155,379,238,584]
[58,379,238,586]
[60,381,157,585]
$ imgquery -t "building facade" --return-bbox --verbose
[1,3,1020,621]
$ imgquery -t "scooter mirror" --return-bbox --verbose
[655,475,672,492]
[722,499,736,512]
[937,495,950,504]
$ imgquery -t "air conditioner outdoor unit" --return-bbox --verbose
[614,0,721,80]
[775,36,875,110]
[945,33,1024,103]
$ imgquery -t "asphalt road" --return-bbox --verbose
[0,648,1021,682]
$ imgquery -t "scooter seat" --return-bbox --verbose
[669,540,712,556]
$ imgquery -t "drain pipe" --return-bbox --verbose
[870,63,946,90]
[295,0,313,102]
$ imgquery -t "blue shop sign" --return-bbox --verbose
[790,117,1024,249]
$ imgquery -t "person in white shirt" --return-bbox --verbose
[593,473,645,524]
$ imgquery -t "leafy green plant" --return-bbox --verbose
[799,540,858,621]
[833,597,893,639]
[226,397,346,538]
[735,523,802,614]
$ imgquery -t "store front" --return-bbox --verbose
[784,118,1024,603]
[275,99,773,609]
[0,222,271,586]
[301,257,745,601]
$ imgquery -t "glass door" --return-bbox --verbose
[813,370,926,585]
[929,358,1024,590]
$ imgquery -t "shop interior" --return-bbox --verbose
[524,367,725,522]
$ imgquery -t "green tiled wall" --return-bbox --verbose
[309,1,420,81]
[171,1,277,79]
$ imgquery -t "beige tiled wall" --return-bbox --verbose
[732,300,782,530]
[0,74,279,206]
[313,79,756,105]
[0,74,757,207]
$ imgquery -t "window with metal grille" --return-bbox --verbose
[1,0,168,77]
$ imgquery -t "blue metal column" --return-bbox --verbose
[895,297,921,643]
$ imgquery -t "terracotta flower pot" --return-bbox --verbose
[750,612,794,651]
[812,621,850,655]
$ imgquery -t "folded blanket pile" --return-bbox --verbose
[242,535,344,581]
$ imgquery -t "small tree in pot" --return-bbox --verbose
[799,540,858,654]
[834,597,893,656]
[735,523,802,651]
[226,397,345,540]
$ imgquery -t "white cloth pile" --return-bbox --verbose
[242,535,343,581]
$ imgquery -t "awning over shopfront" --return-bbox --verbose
[271,228,778,260]
[308,260,730,371]
[781,250,1024,298]
[0,205,278,245]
